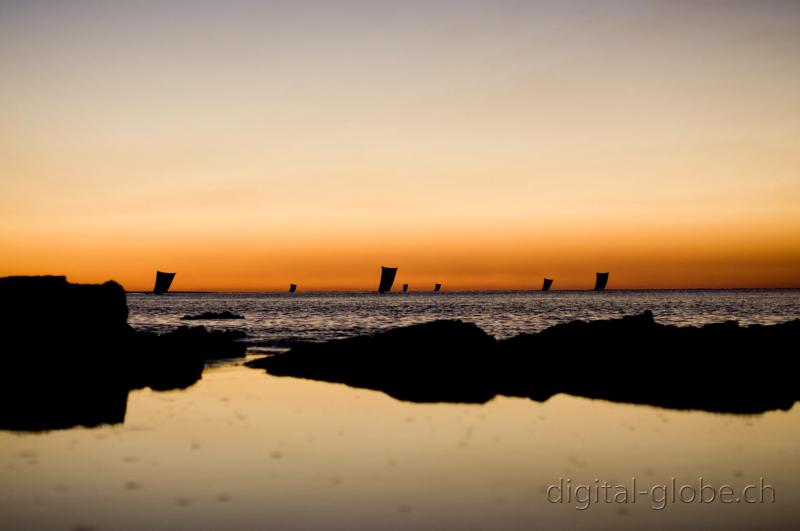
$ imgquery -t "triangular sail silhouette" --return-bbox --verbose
[542,278,553,291]
[594,272,609,291]
[434,283,441,292]
[153,271,176,295]
[378,267,397,293]
[289,283,297,293]
[402,284,408,292]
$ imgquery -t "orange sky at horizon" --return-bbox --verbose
[1,1,799,290]
[5,217,798,291]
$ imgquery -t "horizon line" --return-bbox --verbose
[126,286,800,294]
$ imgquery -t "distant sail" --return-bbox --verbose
[542,278,553,291]
[378,266,398,293]
[434,283,441,292]
[153,271,176,295]
[402,284,408,292]
[289,283,297,293]
[594,272,609,291]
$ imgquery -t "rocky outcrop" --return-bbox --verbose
[252,320,497,403]
[0,275,130,351]
[0,276,247,431]
[247,311,799,413]
[181,310,245,320]
[495,310,799,413]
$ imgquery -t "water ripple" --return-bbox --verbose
[128,290,800,347]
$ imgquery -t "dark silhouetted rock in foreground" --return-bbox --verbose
[497,311,799,413]
[0,275,130,346]
[247,311,799,413]
[0,276,133,430]
[0,276,247,431]
[249,320,497,403]
[181,310,244,320]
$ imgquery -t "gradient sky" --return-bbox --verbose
[1,0,799,290]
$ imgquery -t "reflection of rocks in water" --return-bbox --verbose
[1,276,133,431]
[247,312,800,414]
[500,311,799,413]
[2,382,130,432]
[249,320,498,403]
[0,276,247,432]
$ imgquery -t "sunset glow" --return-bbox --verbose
[2,1,799,290]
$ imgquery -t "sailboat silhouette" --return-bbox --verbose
[594,272,609,291]
[153,271,176,295]
[378,267,398,293]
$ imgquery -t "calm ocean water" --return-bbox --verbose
[3,289,799,531]
[128,290,800,347]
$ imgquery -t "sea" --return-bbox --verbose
[127,289,800,347]
[2,289,799,531]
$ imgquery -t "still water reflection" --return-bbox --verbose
[1,361,799,531]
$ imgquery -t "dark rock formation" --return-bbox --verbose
[251,320,497,403]
[135,326,246,361]
[0,276,247,431]
[247,311,799,414]
[0,276,134,430]
[181,310,244,320]
[0,275,130,349]
[497,311,798,413]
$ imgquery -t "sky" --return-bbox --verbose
[1,0,799,290]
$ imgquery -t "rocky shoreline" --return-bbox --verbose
[0,276,247,431]
[2,275,796,431]
[181,310,245,320]
[247,311,799,414]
